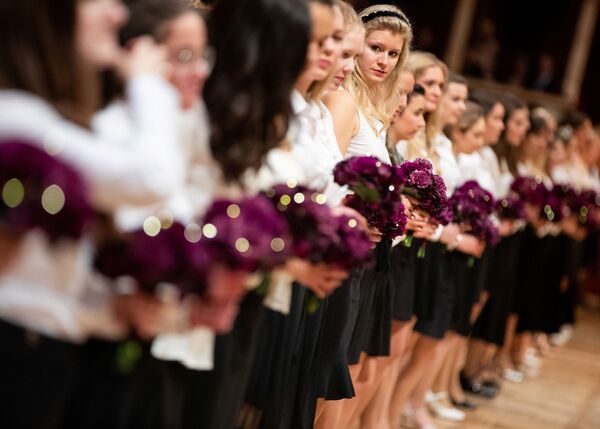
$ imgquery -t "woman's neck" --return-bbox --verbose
[295,75,313,99]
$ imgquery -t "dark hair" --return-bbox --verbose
[562,110,590,131]
[447,71,468,87]
[0,0,98,126]
[121,0,191,42]
[407,83,425,103]
[203,0,311,184]
[469,90,501,116]
[493,92,528,175]
[444,101,484,138]
[527,115,548,137]
[102,0,194,105]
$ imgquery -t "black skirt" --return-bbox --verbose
[173,293,264,429]
[315,266,364,400]
[412,240,439,322]
[449,252,482,337]
[390,240,417,322]
[242,283,325,429]
[413,242,454,340]
[515,228,558,334]
[347,241,392,364]
[0,319,83,429]
[471,232,522,346]
[559,235,582,326]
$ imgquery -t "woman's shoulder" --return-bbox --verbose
[323,90,358,117]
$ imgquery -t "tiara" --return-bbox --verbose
[361,10,408,24]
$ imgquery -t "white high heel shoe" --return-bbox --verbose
[401,404,439,429]
[425,391,466,422]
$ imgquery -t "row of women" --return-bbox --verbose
[1,0,599,428]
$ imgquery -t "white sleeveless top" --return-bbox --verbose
[346,108,391,164]
[434,132,461,197]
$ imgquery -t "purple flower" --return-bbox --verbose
[334,156,407,239]
[450,181,499,245]
[495,196,526,220]
[95,222,210,296]
[324,214,373,269]
[397,158,452,225]
[0,139,95,241]
[510,176,548,208]
[201,195,292,272]
[263,184,371,268]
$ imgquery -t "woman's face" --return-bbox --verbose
[505,107,530,146]
[416,66,445,112]
[165,12,210,110]
[76,0,128,68]
[305,3,335,82]
[547,140,567,168]
[440,82,467,126]
[484,102,505,145]
[329,25,365,90]
[391,71,415,119]
[357,29,404,86]
[525,132,548,154]
[456,117,486,154]
[391,94,426,141]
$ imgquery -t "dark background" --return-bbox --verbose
[352,0,599,123]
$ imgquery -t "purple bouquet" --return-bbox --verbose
[200,195,292,272]
[510,176,563,222]
[326,214,373,269]
[0,140,94,241]
[450,181,499,246]
[95,222,210,296]
[264,184,372,269]
[333,156,407,239]
[552,185,600,227]
[396,158,453,225]
[95,195,292,296]
[580,189,600,228]
[510,176,548,207]
[495,195,526,221]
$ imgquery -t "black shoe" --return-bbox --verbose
[460,372,500,399]
[451,397,478,411]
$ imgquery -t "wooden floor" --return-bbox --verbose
[437,310,600,429]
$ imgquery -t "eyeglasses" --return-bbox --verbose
[171,46,216,73]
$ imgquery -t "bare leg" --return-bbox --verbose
[448,336,469,403]
[410,335,449,409]
[315,358,364,429]
[361,320,415,429]
[388,334,441,427]
[496,314,519,370]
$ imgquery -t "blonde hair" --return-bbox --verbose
[334,0,362,33]
[404,51,448,164]
[345,4,413,132]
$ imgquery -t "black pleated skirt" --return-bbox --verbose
[347,240,392,364]
[172,293,264,429]
[449,252,482,337]
[390,240,417,322]
[315,266,364,400]
[472,232,522,346]
[413,242,454,340]
[242,283,325,429]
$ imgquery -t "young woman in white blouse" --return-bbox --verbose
[76,3,221,428]
[428,101,491,420]
[0,0,181,427]
[390,54,479,429]
[464,93,530,396]
[317,5,412,429]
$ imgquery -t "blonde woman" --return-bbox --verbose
[316,5,413,429]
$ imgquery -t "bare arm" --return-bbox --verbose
[323,91,360,156]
